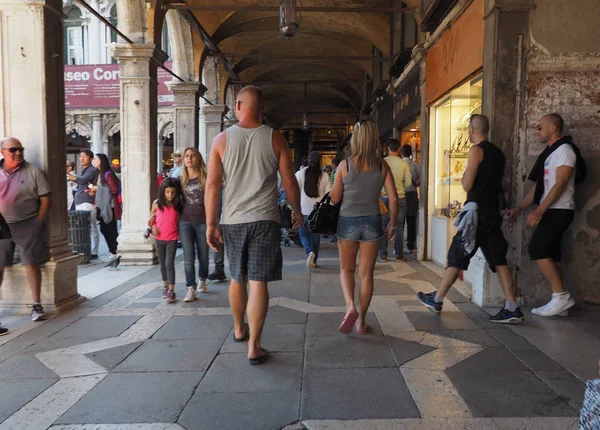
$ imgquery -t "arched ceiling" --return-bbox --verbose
[179,0,400,129]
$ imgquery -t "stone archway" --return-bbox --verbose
[65,114,93,140]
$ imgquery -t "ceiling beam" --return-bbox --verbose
[213,53,377,61]
[167,4,408,13]
[179,11,240,80]
[235,79,368,85]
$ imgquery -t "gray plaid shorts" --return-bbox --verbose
[222,221,282,283]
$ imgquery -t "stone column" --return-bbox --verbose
[0,0,82,313]
[199,104,226,160]
[166,81,206,154]
[110,43,168,265]
[87,0,102,64]
[157,136,165,174]
[103,139,110,159]
[468,0,535,307]
[91,114,103,155]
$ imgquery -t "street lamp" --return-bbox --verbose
[280,0,299,39]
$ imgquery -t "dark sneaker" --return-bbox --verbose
[166,290,176,303]
[208,270,227,282]
[396,254,407,262]
[0,326,8,336]
[489,307,524,324]
[161,287,168,299]
[417,292,443,313]
[31,304,48,322]
[379,254,388,262]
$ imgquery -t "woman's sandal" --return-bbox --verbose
[355,324,370,335]
[233,324,249,342]
[339,309,359,334]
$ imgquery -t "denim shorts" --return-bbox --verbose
[337,215,384,242]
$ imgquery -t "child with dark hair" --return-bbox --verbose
[149,177,183,303]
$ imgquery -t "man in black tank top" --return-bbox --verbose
[417,115,524,324]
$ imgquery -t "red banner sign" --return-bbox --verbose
[65,62,174,109]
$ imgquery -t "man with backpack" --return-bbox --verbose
[505,113,585,317]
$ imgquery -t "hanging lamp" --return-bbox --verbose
[302,84,310,131]
[280,0,299,38]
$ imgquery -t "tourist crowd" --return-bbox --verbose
[0,86,586,370]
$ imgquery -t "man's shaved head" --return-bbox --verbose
[469,115,490,134]
[237,85,263,109]
[543,113,564,134]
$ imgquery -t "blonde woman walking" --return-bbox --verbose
[180,147,210,302]
[330,120,398,334]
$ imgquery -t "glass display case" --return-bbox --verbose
[431,75,482,219]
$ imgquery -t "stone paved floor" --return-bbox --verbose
[0,242,597,430]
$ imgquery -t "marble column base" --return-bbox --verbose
[117,228,158,266]
[0,247,85,315]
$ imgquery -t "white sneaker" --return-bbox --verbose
[197,280,207,294]
[101,253,118,262]
[183,286,197,302]
[532,292,575,317]
[307,252,317,269]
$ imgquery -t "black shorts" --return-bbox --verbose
[222,221,282,283]
[447,209,508,272]
[528,209,574,262]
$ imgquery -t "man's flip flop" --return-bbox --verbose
[339,309,359,334]
[249,348,269,366]
[233,324,249,342]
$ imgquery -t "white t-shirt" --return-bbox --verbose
[295,169,332,215]
[541,144,576,210]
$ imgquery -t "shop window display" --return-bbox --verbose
[431,75,482,218]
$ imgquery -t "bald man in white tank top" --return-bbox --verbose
[205,86,302,365]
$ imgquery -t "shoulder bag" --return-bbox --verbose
[307,192,340,235]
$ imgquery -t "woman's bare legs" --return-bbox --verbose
[357,240,379,329]
[338,239,359,312]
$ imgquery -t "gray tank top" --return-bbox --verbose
[340,158,385,217]
[221,125,280,225]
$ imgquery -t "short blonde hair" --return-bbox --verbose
[350,120,381,171]
[180,147,207,189]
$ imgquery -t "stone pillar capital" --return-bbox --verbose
[166,81,206,106]
[200,104,227,123]
[109,43,169,67]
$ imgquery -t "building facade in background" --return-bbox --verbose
[62,0,174,172]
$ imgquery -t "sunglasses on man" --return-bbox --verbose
[3,147,24,153]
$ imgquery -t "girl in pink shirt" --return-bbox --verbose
[149,177,183,303]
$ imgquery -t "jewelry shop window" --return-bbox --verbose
[431,75,482,218]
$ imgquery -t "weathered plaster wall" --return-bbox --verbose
[518,46,600,304]
[530,0,600,55]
